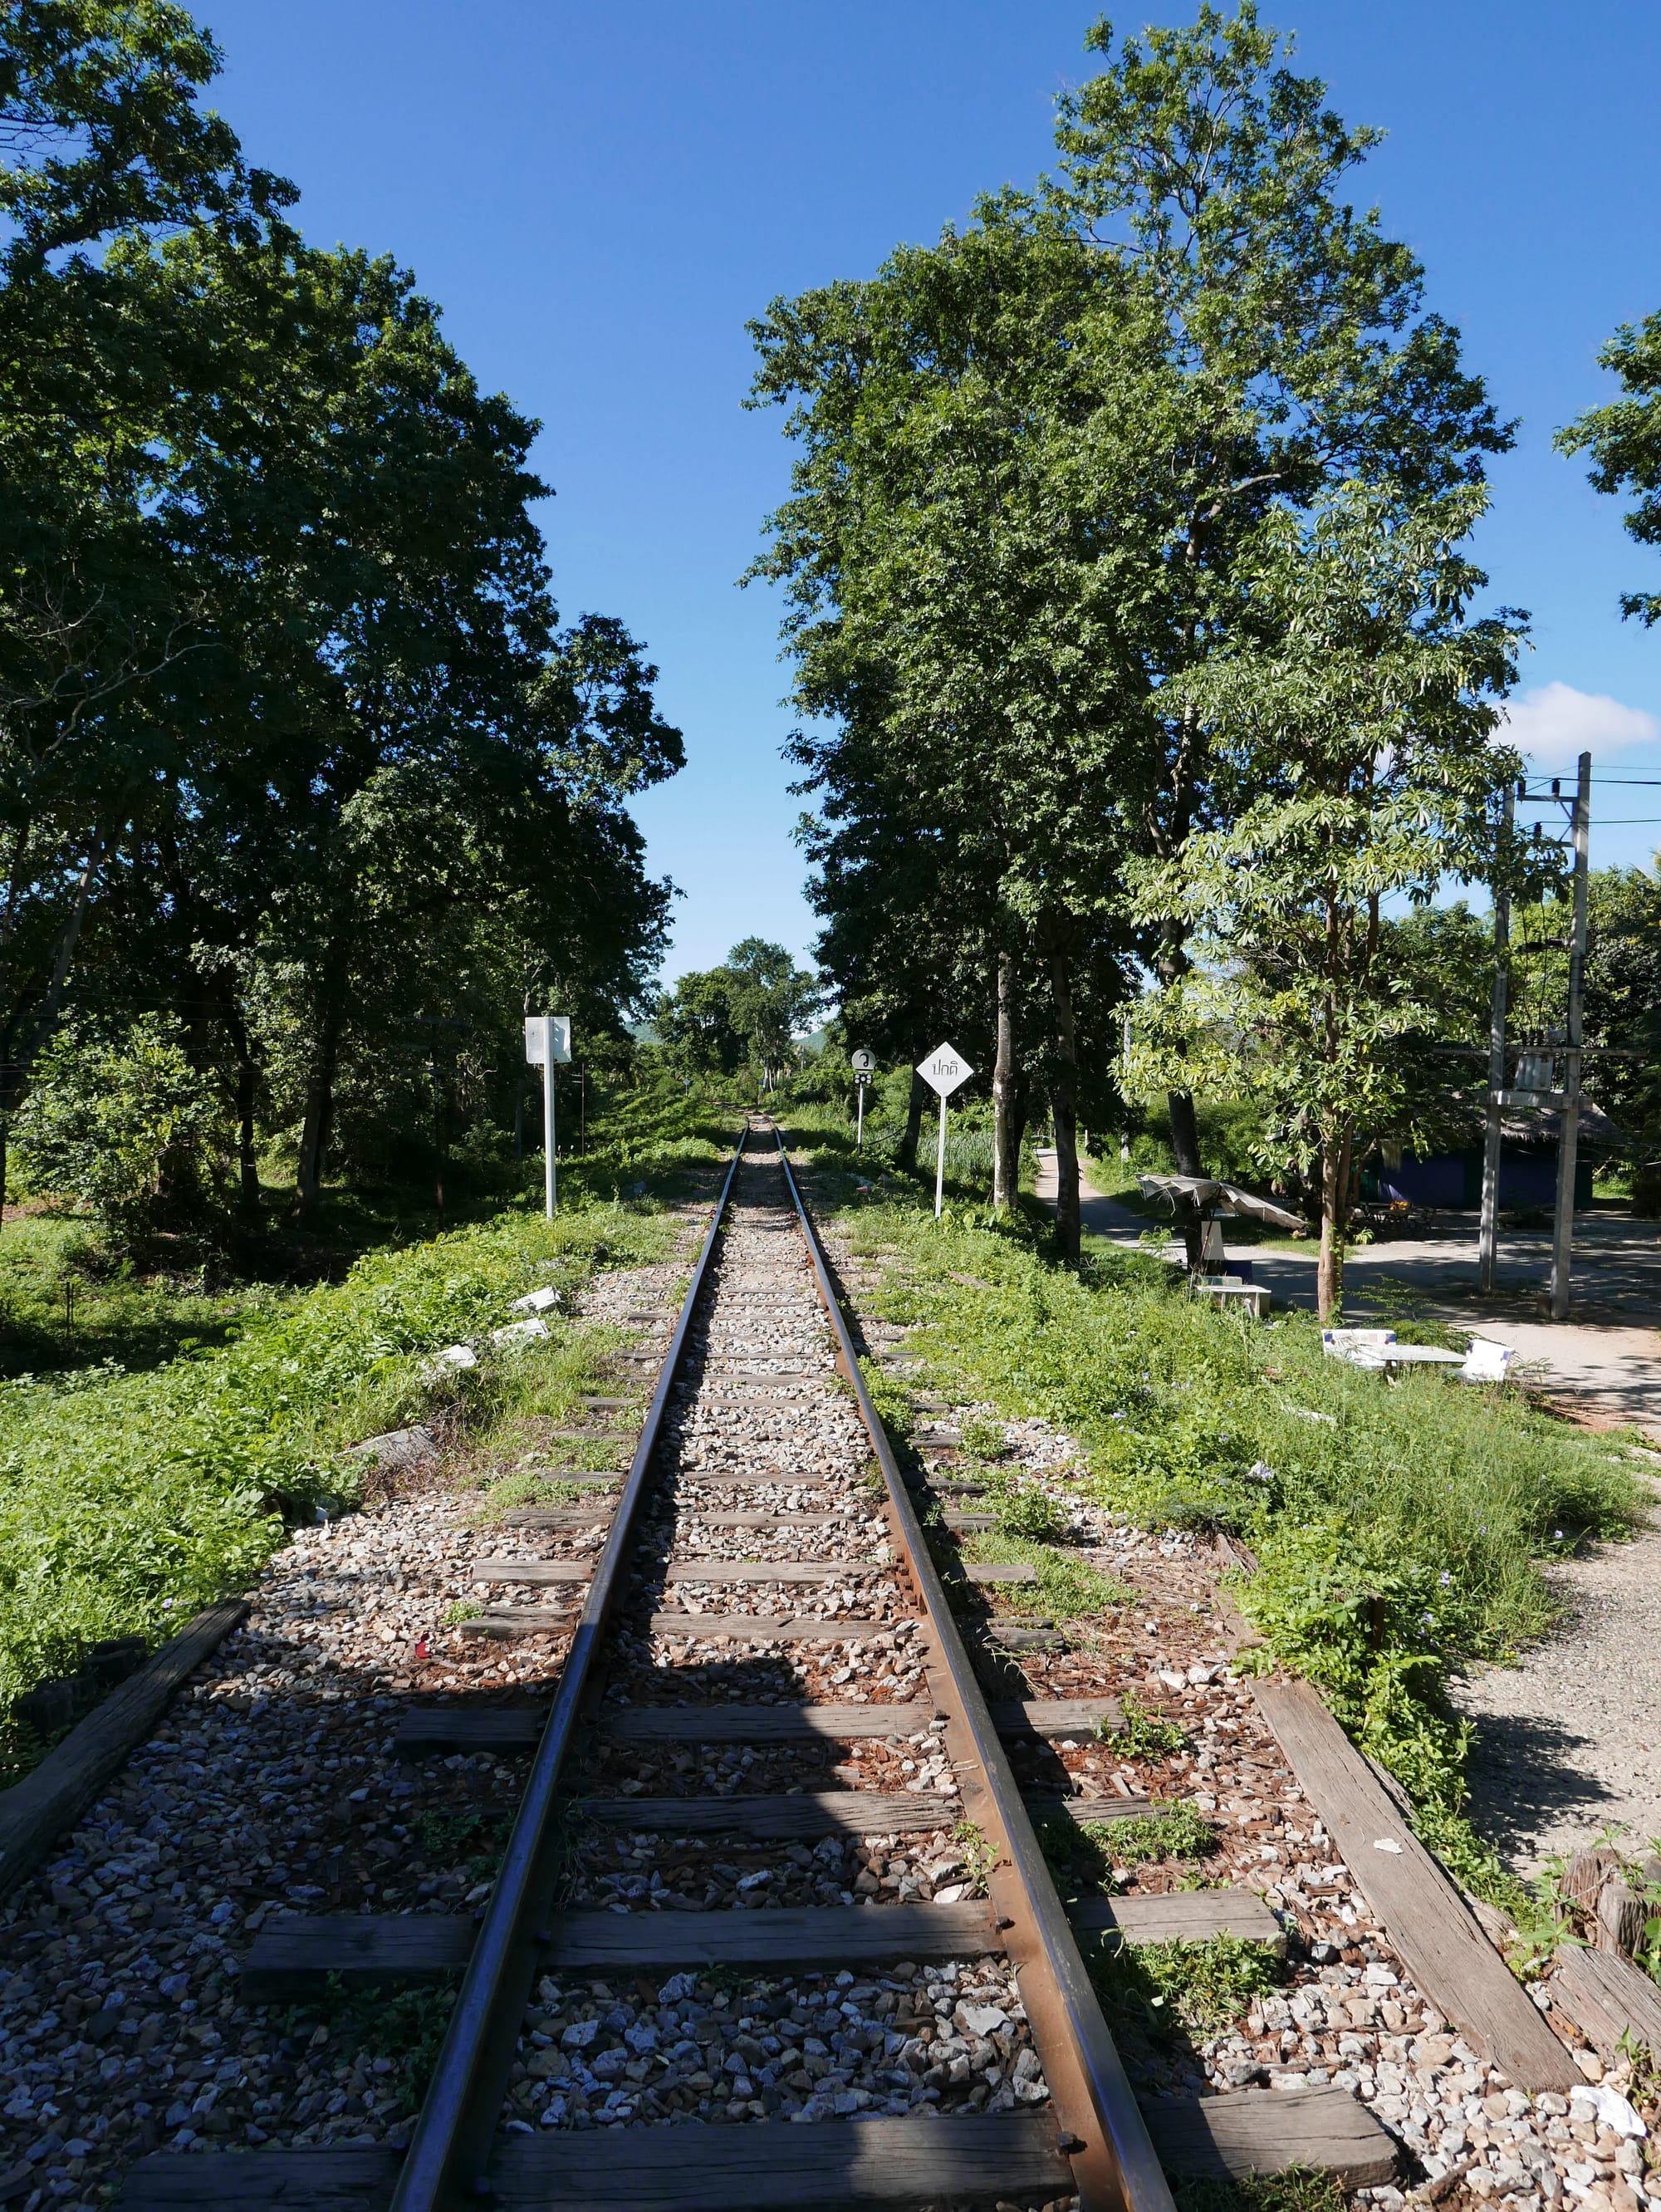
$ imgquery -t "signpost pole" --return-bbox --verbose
[1549,753,1591,1321]
[856,1083,865,1153]
[1478,785,1514,1295]
[914,1043,973,1222]
[527,1015,571,1221]
[543,1018,556,1221]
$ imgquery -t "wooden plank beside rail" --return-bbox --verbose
[0,1601,249,1905]
[1250,1677,1576,2091]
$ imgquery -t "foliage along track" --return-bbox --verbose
[12,1126,1428,2212]
[803,1172,1661,2212]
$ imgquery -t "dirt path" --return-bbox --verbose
[1449,1511,1661,1876]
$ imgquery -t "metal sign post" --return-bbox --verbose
[1478,786,1514,1294]
[916,1042,973,1219]
[1550,753,1591,1320]
[525,1015,572,1218]
[850,1050,875,1152]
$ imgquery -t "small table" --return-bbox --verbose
[1357,1342,1467,1387]
[1190,1276,1271,1320]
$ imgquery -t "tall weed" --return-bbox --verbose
[0,1199,677,1718]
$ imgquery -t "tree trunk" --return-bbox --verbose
[1316,1123,1353,1322]
[296,977,347,1224]
[235,1042,260,1219]
[1166,1089,1204,1266]
[1048,944,1081,1263]
[992,950,1019,1211]
[898,1069,925,1176]
[1167,1087,1203,1175]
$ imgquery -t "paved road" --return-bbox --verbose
[1036,1150,1661,1437]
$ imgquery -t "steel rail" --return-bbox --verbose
[772,1126,1178,2212]
[388,1127,748,2212]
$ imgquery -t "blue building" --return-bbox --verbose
[1365,1100,1616,1213]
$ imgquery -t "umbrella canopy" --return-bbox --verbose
[1137,1172,1304,1233]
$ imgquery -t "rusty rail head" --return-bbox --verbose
[388,1129,748,2212]
[772,1128,1177,2212]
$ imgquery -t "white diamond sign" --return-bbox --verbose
[918,1042,973,1217]
[917,1042,973,1097]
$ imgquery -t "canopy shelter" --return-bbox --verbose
[1137,1173,1304,1234]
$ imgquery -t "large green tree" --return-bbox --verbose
[752,208,1154,1252]
[1129,483,1545,1317]
[1557,311,1661,625]
[0,0,292,1201]
[1,1,684,1229]
[752,4,1511,1257]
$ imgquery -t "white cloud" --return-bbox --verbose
[1498,680,1661,774]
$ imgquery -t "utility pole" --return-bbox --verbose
[1549,752,1591,1321]
[1477,785,1514,1293]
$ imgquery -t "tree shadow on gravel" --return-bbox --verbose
[1451,1703,1621,1856]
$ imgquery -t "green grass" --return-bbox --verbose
[1173,2170,1347,2212]
[0,1088,738,1757]
[1090,1930,1283,2038]
[781,1104,1649,1910]
[472,1469,612,1521]
[0,1212,270,1380]
[272,1979,458,2125]
[1041,1802,1219,1894]
[959,1528,1130,1619]
[1114,1691,1188,1757]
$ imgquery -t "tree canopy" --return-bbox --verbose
[1557,310,1661,625]
[751,2,1514,1260]
[0,0,682,1235]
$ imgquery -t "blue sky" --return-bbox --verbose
[201,1,1661,979]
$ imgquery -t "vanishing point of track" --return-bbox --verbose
[122,1121,1173,2212]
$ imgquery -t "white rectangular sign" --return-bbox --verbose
[916,1042,973,1097]
[525,1015,572,1067]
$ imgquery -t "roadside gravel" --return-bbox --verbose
[1449,1508,1661,1876]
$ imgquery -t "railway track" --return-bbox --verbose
[112,1121,1395,2212]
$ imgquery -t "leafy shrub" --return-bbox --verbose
[800,1155,1646,1910]
[13,1015,221,1244]
[1114,1691,1188,1756]
[993,1484,1065,1542]
[962,1529,1128,1618]
[1041,1802,1218,1893]
[0,1198,674,1719]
